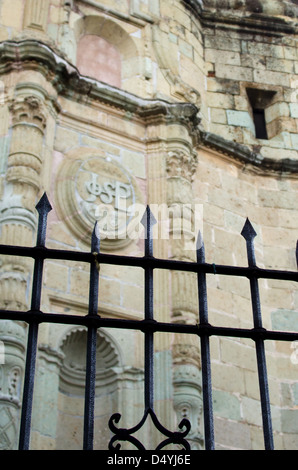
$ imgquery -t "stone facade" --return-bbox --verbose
[0,0,297,450]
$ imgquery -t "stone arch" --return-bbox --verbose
[76,35,121,87]
[56,327,122,449]
[73,15,140,90]
[58,326,122,393]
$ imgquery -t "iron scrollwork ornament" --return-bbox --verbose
[108,407,191,450]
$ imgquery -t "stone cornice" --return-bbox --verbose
[183,0,297,35]
[0,40,297,175]
[0,40,200,128]
[201,132,298,175]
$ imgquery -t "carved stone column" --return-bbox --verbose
[23,0,50,33]
[166,148,204,448]
[0,93,47,449]
[0,95,47,309]
[0,320,26,449]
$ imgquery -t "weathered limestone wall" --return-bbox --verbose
[0,0,297,450]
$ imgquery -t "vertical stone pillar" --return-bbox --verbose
[30,346,63,450]
[0,94,47,308]
[146,127,174,447]
[166,148,204,449]
[23,0,50,33]
[0,93,47,449]
[0,320,26,449]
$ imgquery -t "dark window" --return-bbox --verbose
[246,88,276,141]
[252,108,268,139]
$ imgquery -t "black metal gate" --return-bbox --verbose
[0,194,297,450]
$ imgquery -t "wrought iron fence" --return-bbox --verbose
[0,193,297,450]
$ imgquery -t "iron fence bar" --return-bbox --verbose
[197,233,215,450]
[18,194,52,450]
[0,245,297,282]
[142,206,155,411]
[0,309,298,341]
[83,224,100,450]
[242,219,274,450]
[0,194,296,450]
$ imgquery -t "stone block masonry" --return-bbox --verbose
[0,0,296,452]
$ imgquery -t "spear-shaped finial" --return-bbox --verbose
[196,231,205,263]
[35,193,52,246]
[92,221,100,253]
[141,205,157,257]
[241,218,257,267]
[241,218,257,241]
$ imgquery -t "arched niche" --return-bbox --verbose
[56,327,122,450]
[73,16,140,91]
[77,35,121,87]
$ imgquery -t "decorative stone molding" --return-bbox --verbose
[9,96,46,131]
[59,327,121,394]
[172,334,201,368]
[173,364,203,449]
[23,0,50,33]
[0,40,296,173]
[166,150,198,183]
[201,131,298,175]
[183,0,297,32]
[0,320,26,449]
[7,95,46,194]
[55,153,144,249]
[152,26,202,106]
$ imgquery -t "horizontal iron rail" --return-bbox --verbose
[0,309,297,342]
[0,244,297,282]
[0,195,297,450]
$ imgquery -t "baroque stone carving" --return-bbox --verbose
[59,327,121,394]
[23,0,50,32]
[0,320,26,449]
[56,154,144,249]
[173,364,203,449]
[172,333,201,368]
[7,95,46,193]
[9,96,46,131]
[166,150,198,183]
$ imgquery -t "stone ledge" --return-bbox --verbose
[0,39,297,174]
[0,40,200,128]
[201,131,298,174]
[183,0,297,35]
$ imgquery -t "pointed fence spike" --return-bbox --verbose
[241,218,257,267]
[196,231,204,251]
[140,205,157,230]
[140,205,156,257]
[35,193,52,246]
[92,222,100,252]
[196,231,205,263]
[241,218,257,241]
[35,192,52,215]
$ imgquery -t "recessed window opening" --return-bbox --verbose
[252,108,268,140]
[246,88,276,140]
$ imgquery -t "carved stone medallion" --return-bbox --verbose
[56,154,143,250]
